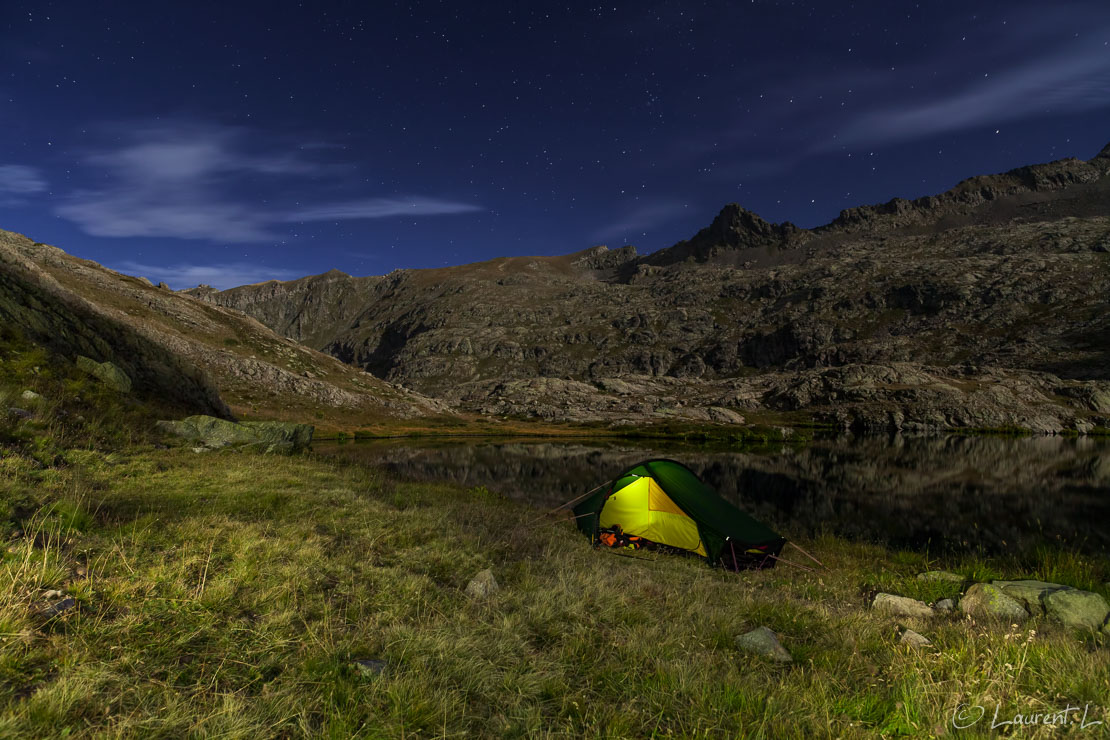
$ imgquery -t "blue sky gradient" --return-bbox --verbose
[1,1,1108,288]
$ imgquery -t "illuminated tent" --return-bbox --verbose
[573,459,786,569]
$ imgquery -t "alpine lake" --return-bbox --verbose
[316,433,1110,559]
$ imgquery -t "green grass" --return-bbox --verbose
[0,448,1105,738]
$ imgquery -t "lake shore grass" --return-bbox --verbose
[1,444,1107,738]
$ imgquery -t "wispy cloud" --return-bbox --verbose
[287,197,483,222]
[591,200,687,243]
[116,260,301,291]
[0,165,47,194]
[683,4,1110,179]
[55,121,481,242]
[835,35,1110,147]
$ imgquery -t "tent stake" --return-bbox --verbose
[787,541,826,569]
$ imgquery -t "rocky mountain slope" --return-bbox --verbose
[185,143,1110,431]
[0,231,444,426]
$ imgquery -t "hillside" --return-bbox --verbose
[0,231,444,428]
[185,144,1110,433]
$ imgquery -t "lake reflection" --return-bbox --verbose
[316,435,1110,555]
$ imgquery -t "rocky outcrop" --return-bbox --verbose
[156,415,314,453]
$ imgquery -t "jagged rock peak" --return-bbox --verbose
[696,203,801,250]
[1095,141,1110,160]
[644,204,800,266]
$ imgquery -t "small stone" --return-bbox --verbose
[934,598,955,613]
[465,568,499,599]
[42,589,64,600]
[959,583,1029,621]
[20,390,41,402]
[900,629,931,647]
[1043,589,1110,631]
[872,593,935,619]
[353,659,388,677]
[916,570,964,582]
[735,626,793,663]
[40,597,76,618]
[8,408,32,420]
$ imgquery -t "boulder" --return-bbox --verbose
[20,390,41,402]
[934,598,955,613]
[239,420,315,453]
[900,629,931,647]
[465,568,499,599]
[916,570,964,582]
[735,627,793,663]
[76,355,132,393]
[991,580,1070,616]
[959,583,1029,621]
[1042,589,1110,631]
[872,593,934,619]
[155,415,313,454]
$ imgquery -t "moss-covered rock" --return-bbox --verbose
[155,415,314,454]
[991,580,1070,616]
[872,592,935,619]
[959,583,1028,621]
[76,355,132,393]
[1042,589,1110,632]
[735,627,793,663]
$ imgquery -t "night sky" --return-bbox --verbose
[2,1,1108,289]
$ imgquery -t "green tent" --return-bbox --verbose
[573,459,786,569]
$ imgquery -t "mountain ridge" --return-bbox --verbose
[91,143,1110,431]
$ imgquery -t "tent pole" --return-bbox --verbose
[787,542,826,569]
[729,540,739,573]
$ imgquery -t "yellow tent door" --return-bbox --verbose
[598,476,707,556]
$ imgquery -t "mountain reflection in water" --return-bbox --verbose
[316,435,1110,556]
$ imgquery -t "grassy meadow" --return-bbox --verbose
[1,336,1108,737]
